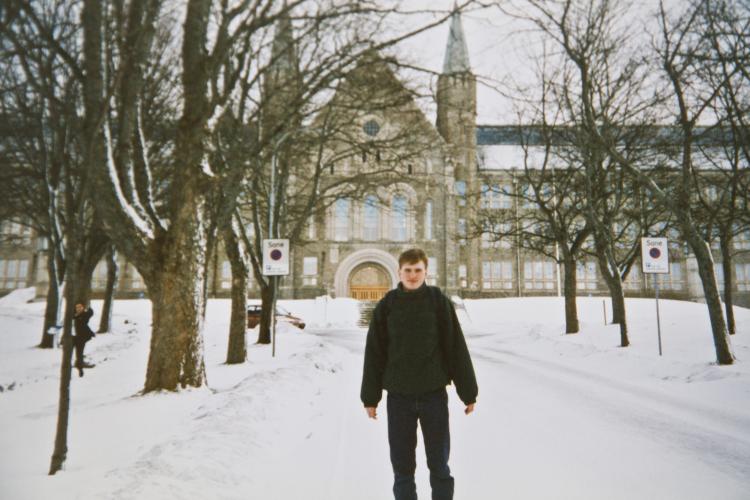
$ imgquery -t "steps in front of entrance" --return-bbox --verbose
[357,301,378,328]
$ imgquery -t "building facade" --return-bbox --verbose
[2,12,749,306]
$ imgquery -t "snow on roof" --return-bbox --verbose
[477,144,563,171]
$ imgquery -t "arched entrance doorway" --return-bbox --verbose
[333,249,398,299]
[349,263,391,301]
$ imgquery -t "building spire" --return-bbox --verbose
[442,9,471,74]
[270,8,297,73]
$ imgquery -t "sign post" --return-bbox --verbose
[641,237,669,356]
[262,239,290,357]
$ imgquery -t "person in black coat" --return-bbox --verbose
[73,303,96,377]
[361,248,478,500]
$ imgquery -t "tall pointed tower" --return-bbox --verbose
[261,10,301,141]
[436,10,480,293]
[436,10,476,151]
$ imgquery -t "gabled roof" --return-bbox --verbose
[313,53,446,146]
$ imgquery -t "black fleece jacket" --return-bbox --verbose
[360,283,478,407]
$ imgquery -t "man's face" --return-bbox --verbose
[398,260,427,291]
[75,303,84,314]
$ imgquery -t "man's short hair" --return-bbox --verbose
[398,248,428,269]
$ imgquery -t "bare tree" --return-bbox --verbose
[474,120,594,334]
[213,5,471,352]
[694,0,750,335]
[533,0,738,363]
[78,0,470,377]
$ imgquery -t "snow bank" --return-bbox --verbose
[0,286,37,305]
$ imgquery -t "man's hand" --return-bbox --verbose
[464,403,475,415]
[365,406,377,419]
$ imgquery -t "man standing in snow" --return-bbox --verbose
[361,248,478,500]
[73,303,96,377]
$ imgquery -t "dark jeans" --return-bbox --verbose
[387,387,454,500]
[73,335,89,368]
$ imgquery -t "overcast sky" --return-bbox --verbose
[384,0,678,125]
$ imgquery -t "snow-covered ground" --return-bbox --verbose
[1,290,749,499]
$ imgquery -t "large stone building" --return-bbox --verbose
[2,11,749,306]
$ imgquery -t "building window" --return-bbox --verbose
[220,261,231,290]
[480,184,490,208]
[303,257,318,286]
[481,184,512,209]
[650,262,684,290]
[521,184,536,208]
[735,228,750,250]
[363,195,380,241]
[0,259,29,289]
[735,263,750,291]
[334,198,350,241]
[458,218,466,237]
[481,223,511,249]
[93,260,108,290]
[714,263,724,288]
[424,200,433,240]
[624,265,642,291]
[482,260,513,289]
[427,257,438,286]
[459,264,467,288]
[524,260,556,290]
[391,195,408,242]
[1,222,31,244]
[307,215,316,240]
[455,181,467,206]
[576,261,598,290]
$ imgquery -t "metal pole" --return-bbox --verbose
[555,242,562,297]
[513,176,521,297]
[655,275,663,356]
[551,165,561,297]
[271,275,277,358]
[269,136,283,358]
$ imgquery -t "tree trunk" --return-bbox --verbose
[594,251,629,347]
[98,246,118,333]
[48,286,75,475]
[143,226,208,391]
[257,280,275,344]
[224,227,248,364]
[49,258,95,475]
[40,248,62,348]
[688,235,734,364]
[562,256,580,334]
[720,234,736,335]
[606,271,629,347]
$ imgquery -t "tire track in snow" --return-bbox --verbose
[472,346,750,482]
